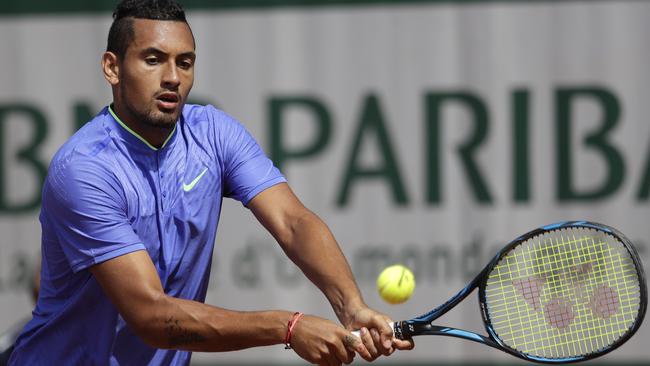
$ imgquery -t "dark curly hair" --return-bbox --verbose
[107,0,189,58]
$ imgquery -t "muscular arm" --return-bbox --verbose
[247,183,363,326]
[247,183,414,357]
[90,237,364,364]
[89,251,293,351]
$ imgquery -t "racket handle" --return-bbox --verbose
[351,321,397,338]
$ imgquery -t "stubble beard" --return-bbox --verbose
[130,102,179,130]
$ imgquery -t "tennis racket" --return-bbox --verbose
[358,221,647,363]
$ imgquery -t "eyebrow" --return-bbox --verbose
[140,47,196,59]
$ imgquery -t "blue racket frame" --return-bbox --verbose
[391,221,647,364]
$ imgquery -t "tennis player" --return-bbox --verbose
[8,0,413,365]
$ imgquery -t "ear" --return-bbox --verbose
[102,51,120,86]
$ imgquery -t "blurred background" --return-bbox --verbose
[1,0,649,365]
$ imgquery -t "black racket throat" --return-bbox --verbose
[392,268,497,345]
[394,321,500,348]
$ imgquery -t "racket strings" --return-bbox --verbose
[529,239,635,356]
[484,228,642,359]
[523,233,636,356]
[520,234,638,356]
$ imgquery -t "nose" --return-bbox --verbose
[162,61,180,89]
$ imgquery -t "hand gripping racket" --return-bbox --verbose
[360,221,647,363]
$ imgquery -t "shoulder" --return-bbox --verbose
[46,156,121,207]
[181,103,246,134]
[54,107,117,164]
[180,104,256,158]
[46,112,123,203]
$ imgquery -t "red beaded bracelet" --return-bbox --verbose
[284,312,304,349]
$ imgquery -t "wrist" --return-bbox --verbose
[283,312,304,349]
[337,297,367,328]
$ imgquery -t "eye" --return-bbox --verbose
[178,59,193,70]
[145,56,158,65]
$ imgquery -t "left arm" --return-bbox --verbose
[247,183,414,359]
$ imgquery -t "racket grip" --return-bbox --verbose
[351,321,397,338]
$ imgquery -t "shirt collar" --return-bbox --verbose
[106,104,178,152]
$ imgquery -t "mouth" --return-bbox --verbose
[156,92,180,111]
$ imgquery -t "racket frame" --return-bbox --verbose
[395,221,647,364]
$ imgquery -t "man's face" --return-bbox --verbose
[116,18,195,129]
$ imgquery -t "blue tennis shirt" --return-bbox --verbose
[10,104,286,365]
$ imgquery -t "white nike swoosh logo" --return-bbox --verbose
[182,167,208,192]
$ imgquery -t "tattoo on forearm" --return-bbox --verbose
[164,317,207,347]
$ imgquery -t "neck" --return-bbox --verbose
[110,103,175,149]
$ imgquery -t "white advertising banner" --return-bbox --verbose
[0,1,649,364]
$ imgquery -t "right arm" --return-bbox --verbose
[89,250,364,364]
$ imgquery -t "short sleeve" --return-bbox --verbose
[210,107,286,205]
[42,156,145,272]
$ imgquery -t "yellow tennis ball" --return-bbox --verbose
[377,264,415,304]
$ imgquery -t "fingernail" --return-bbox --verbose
[383,339,392,348]
[360,327,367,336]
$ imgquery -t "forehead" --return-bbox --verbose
[129,18,195,53]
